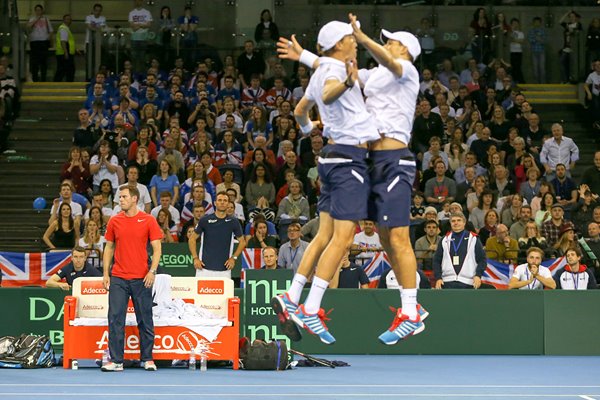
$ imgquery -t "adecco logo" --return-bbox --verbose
[197,280,224,295]
[81,280,107,295]
[176,331,202,352]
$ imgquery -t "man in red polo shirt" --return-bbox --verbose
[102,184,163,372]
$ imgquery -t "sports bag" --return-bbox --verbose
[0,334,55,368]
[239,337,288,370]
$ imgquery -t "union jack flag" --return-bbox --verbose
[541,256,567,276]
[240,248,264,288]
[482,256,567,289]
[360,252,392,288]
[0,251,72,287]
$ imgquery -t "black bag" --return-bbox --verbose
[239,337,288,370]
[0,334,55,369]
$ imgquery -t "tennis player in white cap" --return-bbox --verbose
[275,13,428,345]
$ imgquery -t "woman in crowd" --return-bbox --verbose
[98,179,114,209]
[156,208,177,243]
[534,192,556,227]
[149,158,180,206]
[552,225,580,258]
[86,205,108,235]
[519,221,547,252]
[78,219,105,269]
[181,160,216,204]
[276,179,310,225]
[530,181,554,216]
[43,203,78,250]
[519,166,541,205]
[90,140,119,194]
[216,169,243,203]
[213,130,243,167]
[246,219,278,249]
[128,125,158,162]
[488,105,511,142]
[469,189,497,231]
[60,146,91,196]
[478,209,500,245]
[245,162,276,221]
[158,6,175,68]
[501,193,523,228]
[130,145,158,186]
[467,175,489,213]
[254,9,279,43]
[187,130,214,168]
[245,106,273,149]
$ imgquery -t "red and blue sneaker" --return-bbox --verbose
[378,309,424,345]
[291,305,336,345]
[271,293,302,341]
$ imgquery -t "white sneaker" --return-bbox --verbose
[101,362,123,372]
[144,360,157,371]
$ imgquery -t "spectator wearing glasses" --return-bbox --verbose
[277,222,308,274]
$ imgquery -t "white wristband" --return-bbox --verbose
[299,50,319,69]
[299,120,314,135]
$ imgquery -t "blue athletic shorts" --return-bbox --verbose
[368,148,417,227]
[316,144,370,221]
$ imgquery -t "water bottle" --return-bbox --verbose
[200,350,207,372]
[102,349,110,365]
[189,349,196,370]
[71,360,78,370]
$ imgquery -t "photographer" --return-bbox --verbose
[508,247,556,290]
[187,97,215,130]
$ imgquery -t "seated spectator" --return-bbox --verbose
[469,189,497,232]
[414,220,440,270]
[299,130,325,168]
[246,220,278,249]
[551,163,578,210]
[158,135,186,177]
[180,203,205,243]
[500,194,523,229]
[199,152,222,186]
[278,222,309,273]
[470,127,494,166]
[530,180,554,216]
[276,179,309,225]
[508,247,556,290]
[73,108,101,150]
[244,213,277,239]
[414,206,440,241]
[535,192,557,227]
[181,184,214,224]
[582,222,600,274]
[424,160,457,210]
[541,204,574,248]
[540,123,579,181]
[260,246,281,270]
[572,185,600,235]
[509,205,532,240]
[45,246,101,290]
[454,151,487,185]
[275,168,296,206]
[216,170,243,203]
[422,136,449,172]
[519,167,542,205]
[243,146,276,181]
[518,221,547,253]
[551,225,581,258]
[478,209,500,245]
[156,208,177,243]
[150,191,181,226]
[245,106,273,149]
[78,219,105,269]
[61,146,92,197]
[43,203,79,250]
[214,130,243,167]
[411,99,444,156]
[130,145,158,186]
[352,220,384,262]
[486,224,519,264]
[276,150,301,189]
[490,165,515,198]
[330,250,370,289]
[149,158,180,206]
[554,247,597,290]
[447,141,466,174]
[49,182,84,226]
[245,162,276,222]
[127,125,158,162]
[89,140,120,193]
[410,192,426,224]
[580,150,600,196]
[180,161,216,206]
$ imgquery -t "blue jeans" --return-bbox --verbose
[108,276,154,363]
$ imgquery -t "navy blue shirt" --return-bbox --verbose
[338,263,370,288]
[56,262,102,285]
[194,214,243,271]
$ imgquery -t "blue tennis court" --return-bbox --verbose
[1,355,600,399]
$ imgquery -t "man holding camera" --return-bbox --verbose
[508,247,556,290]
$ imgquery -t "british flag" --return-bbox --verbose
[0,251,72,287]
[482,256,567,289]
[541,256,567,276]
[361,252,392,287]
[239,248,264,288]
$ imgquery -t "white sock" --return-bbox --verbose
[287,274,307,305]
[401,288,418,320]
[304,276,329,314]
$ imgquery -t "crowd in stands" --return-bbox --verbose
[10,3,600,289]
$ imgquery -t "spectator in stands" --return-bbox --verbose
[260,247,281,270]
[237,40,266,89]
[61,146,92,197]
[73,109,100,149]
[43,202,78,250]
[519,221,547,253]
[552,224,582,258]
[90,140,119,193]
[412,99,443,156]
[245,106,273,150]
[509,204,532,240]
[128,125,158,162]
[200,152,222,185]
[130,145,157,186]
[470,127,494,167]
[534,191,556,228]
[486,223,519,264]
[276,150,301,189]
[278,222,309,274]
[422,136,449,172]
[213,130,243,167]
[433,212,486,290]
[490,165,515,198]
[254,9,279,43]
[180,204,205,243]
[79,218,105,268]
[519,167,542,205]
[469,189,497,232]
[155,208,177,243]
[330,250,369,289]
[49,182,84,226]
[585,60,600,124]
[158,136,185,177]
[156,7,175,69]
[559,11,583,84]
[551,163,578,211]
[454,151,486,184]
[581,151,600,197]
[424,160,457,210]
[246,220,278,249]
[351,220,383,262]
[414,220,440,271]
[54,14,75,82]
[276,179,309,225]
[27,4,53,82]
[45,246,101,289]
[215,170,242,203]
[572,185,599,232]
[150,191,180,226]
[466,175,488,213]
[113,165,152,213]
[128,0,153,74]
[177,6,198,71]
[527,17,547,84]
[541,204,574,248]
[508,247,555,290]
[182,184,214,223]
[540,123,579,181]
[447,141,466,174]
[583,222,600,272]
[243,136,276,170]
[478,209,500,245]
[554,247,597,290]
[245,163,276,222]
[181,161,215,204]
[149,158,179,207]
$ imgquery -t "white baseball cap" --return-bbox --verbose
[380,29,421,61]
[318,21,356,52]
